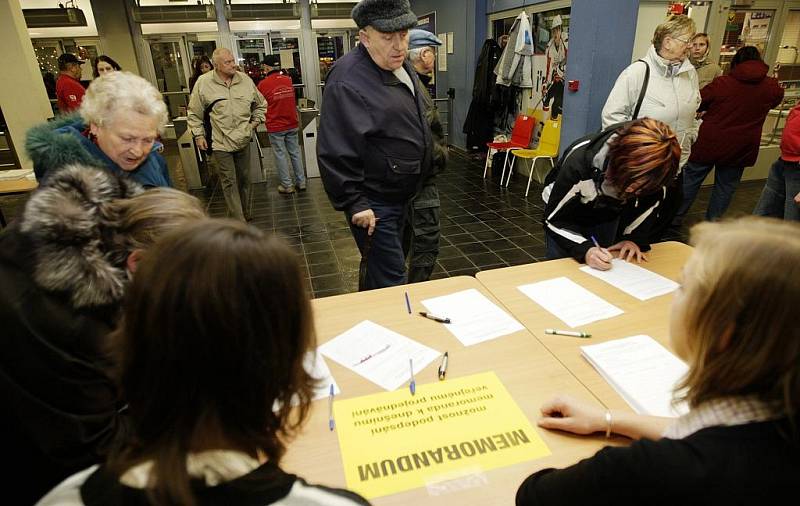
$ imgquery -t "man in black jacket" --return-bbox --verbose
[318,0,432,290]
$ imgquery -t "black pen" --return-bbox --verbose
[419,311,451,324]
[438,352,449,380]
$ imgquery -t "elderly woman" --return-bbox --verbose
[26,71,171,188]
[0,164,205,504]
[602,15,700,166]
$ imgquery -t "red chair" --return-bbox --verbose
[482,114,536,185]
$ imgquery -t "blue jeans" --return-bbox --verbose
[753,158,800,221]
[269,128,305,188]
[678,161,745,221]
[349,200,407,291]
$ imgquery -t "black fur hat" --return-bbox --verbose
[351,0,417,32]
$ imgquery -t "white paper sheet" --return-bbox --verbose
[420,288,524,346]
[518,277,624,328]
[579,259,679,301]
[581,335,689,417]
[318,320,440,391]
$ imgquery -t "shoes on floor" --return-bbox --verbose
[277,184,295,194]
[297,182,307,191]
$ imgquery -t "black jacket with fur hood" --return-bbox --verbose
[0,165,141,505]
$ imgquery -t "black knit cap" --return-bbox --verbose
[351,0,417,32]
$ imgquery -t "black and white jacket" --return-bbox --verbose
[542,122,675,262]
[37,462,371,506]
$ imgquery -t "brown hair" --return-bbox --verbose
[605,118,681,196]
[691,32,709,44]
[110,188,206,251]
[652,14,696,50]
[676,217,800,424]
[109,219,316,505]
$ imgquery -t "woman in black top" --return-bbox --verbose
[517,217,800,505]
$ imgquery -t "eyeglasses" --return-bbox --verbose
[670,35,692,46]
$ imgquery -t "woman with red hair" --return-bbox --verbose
[543,118,681,270]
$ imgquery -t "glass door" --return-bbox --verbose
[719,8,776,73]
[63,38,101,82]
[271,35,303,95]
[316,34,345,82]
[147,38,191,119]
[237,38,268,83]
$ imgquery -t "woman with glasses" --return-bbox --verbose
[543,118,681,270]
[601,15,700,167]
[599,15,700,244]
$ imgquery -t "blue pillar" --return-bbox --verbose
[560,0,639,153]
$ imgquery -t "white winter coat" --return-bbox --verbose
[601,45,700,165]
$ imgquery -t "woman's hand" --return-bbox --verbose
[538,395,607,435]
[609,240,648,263]
[585,246,613,270]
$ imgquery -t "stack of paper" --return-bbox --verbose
[518,277,624,328]
[319,320,440,391]
[579,259,679,300]
[420,288,524,346]
[581,335,689,417]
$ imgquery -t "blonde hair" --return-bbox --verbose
[676,217,800,423]
[80,71,168,134]
[652,15,696,50]
[110,188,206,251]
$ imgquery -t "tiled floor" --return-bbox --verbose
[193,149,768,298]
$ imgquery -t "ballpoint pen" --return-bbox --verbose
[404,291,412,314]
[328,383,335,431]
[438,352,449,380]
[545,328,592,338]
[409,358,416,395]
[419,311,451,324]
[591,235,612,258]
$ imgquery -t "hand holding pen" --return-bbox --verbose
[586,235,613,271]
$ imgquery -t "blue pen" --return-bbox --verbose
[404,291,411,314]
[591,235,612,261]
[409,358,416,395]
[328,383,335,431]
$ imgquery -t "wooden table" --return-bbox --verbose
[0,177,37,227]
[281,276,613,505]
[475,241,693,412]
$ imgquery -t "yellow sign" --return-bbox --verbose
[334,371,549,499]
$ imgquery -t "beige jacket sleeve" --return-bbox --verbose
[187,82,206,138]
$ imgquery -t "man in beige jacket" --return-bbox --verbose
[189,48,266,221]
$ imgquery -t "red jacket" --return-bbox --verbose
[55,73,85,114]
[689,60,783,167]
[781,105,800,161]
[256,71,298,133]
